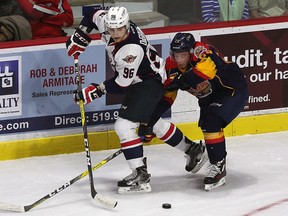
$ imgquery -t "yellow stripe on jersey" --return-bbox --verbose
[195,56,217,80]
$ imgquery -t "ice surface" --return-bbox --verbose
[0,131,287,216]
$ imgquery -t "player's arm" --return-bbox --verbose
[163,57,183,91]
[17,0,44,19]
[66,9,106,57]
[165,67,212,99]
[180,68,213,98]
[102,75,128,94]
[41,0,74,27]
[162,71,179,103]
[81,9,106,33]
[192,42,218,80]
[73,73,128,105]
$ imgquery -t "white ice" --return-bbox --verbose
[0,131,288,216]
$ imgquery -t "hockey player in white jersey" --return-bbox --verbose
[66,6,206,194]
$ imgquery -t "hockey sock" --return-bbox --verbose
[154,118,191,151]
[160,123,183,147]
[174,136,192,152]
[204,130,227,163]
[153,119,189,151]
[121,137,144,169]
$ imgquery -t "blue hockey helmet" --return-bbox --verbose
[170,32,195,54]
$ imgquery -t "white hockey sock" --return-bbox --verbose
[128,157,144,170]
[174,136,191,152]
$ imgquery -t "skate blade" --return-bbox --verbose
[118,183,152,194]
[204,177,226,191]
[191,151,209,173]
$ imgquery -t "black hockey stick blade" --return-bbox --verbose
[0,149,122,212]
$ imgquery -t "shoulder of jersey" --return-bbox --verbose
[126,22,143,44]
[193,41,210,60]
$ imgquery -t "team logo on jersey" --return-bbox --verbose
[194,46,207,59]
[122,55,137,63]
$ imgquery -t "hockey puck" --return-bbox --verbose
[162,203,171,209]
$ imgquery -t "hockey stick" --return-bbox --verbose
[0,149,122,212]
[74,56,118,208]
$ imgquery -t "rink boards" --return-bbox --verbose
[1,17,288,160]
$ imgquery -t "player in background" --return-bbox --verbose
[66,7,206,194]
[140,33,249,191]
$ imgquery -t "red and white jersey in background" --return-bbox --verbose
[17,0,73,39]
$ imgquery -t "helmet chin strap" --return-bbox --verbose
[120,28,129,41]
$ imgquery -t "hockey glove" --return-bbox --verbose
[164,72,190,92]
[163,73,179,92]
[73,83,106,105]
[138,124,156,143]
[66,28,91,57]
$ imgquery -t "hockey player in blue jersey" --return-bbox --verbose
[140,32,249,190]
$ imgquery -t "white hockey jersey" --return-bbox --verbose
[89,10,167,93]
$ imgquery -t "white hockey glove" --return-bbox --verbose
[73,83,106,105]
[66,28,91,57]
[187,80,212,98]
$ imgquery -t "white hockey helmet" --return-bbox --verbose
[105,7,130,29]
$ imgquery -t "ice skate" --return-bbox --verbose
[204,158,226,191]
[185,138,208,173]
[118,157,152,194]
